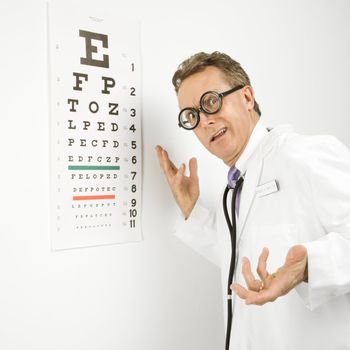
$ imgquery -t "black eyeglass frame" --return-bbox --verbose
[178,84,245,130]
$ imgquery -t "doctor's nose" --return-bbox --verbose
[199,111,216,128]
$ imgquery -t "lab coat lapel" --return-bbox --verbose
[237,125,293,240]
[237,144,264,240]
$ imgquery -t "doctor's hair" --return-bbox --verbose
[172,51,261,116]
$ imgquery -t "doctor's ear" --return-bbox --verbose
[242,86,255,112]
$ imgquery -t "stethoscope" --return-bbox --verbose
[222,175,244,350]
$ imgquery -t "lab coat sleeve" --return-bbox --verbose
[295,136,350,310]
[173,200,221,267]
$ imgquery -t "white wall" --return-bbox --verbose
[0,0,349,349]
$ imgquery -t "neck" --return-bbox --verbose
[224,113,259,168]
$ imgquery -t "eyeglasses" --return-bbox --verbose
[178,85,244,130]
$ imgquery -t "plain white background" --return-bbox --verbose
[0,0,349,349]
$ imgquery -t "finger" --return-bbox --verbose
[188,157,198,180]
[155,145,169,171]
[163,150,177,171]
[155,146,172,169]
[242,257,262,292]
[257,247,269,284]
[161,150,178,177]
[231,283,249,300]
[155,145,164,164]
[174,163,186,184]
[155,144,163,154]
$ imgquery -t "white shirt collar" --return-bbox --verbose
[235,120,268,173]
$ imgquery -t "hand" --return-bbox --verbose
[231,245,308,305]
[155,145,199,219]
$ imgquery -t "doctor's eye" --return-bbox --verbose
[201,92,220,113]
[179,109,199,129]
[185,111,197,125]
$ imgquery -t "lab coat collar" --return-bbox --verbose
[235,120,269,174]
[260,124,294,157]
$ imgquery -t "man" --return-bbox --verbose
[155,52,350,350]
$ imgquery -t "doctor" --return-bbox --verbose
[155,52,350,350]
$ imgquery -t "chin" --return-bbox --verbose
[219,150,238,166]
[214,153,230,164]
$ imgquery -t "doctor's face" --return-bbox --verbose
[177,66,259,167]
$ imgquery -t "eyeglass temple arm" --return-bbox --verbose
[219,85,245,97]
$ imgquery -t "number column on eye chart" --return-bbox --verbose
[120,60,141,231]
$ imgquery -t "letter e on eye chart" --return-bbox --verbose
[48,1,142,250]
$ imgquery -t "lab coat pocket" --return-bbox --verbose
[248,223,299,273]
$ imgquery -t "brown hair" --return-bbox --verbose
[172,51,261,116]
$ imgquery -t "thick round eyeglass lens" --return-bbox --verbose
[201,92,221,113]
[180,109,198,129]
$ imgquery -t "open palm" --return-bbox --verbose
[232,245,308,305]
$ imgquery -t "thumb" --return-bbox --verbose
[285,245,307,266]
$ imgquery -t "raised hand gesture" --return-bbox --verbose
[155,145,199,219]
[232,245,308,305]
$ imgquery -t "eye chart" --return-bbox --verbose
[48,2,142,250]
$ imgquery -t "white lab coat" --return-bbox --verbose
[174,125,350,350]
